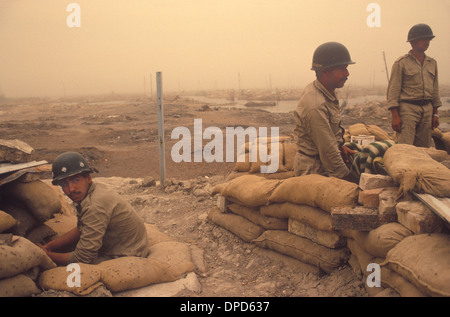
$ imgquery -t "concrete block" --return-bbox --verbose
[396,201,444,234]
[331,206,380,231]
[378,190,398,223]
[359,173,396,190]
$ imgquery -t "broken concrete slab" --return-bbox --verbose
[0,139,35,163]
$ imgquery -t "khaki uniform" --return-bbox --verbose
[293,80,349,179]
[387,51,442,147]
[67,182,149,264]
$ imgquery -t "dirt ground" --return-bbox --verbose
[0,91,422,298]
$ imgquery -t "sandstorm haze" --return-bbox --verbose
[0,0,449,98]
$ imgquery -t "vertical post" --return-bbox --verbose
[156,72,165,185]
[383,51,390,83]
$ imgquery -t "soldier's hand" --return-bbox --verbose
[391,116,402,132]
[432,116,439,130]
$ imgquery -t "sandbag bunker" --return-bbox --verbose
[0,140,197,297]
[211,135,450,297]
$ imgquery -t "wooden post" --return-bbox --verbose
[156,72,165,185]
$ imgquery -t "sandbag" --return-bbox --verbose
[220,175,281,207]
[381,233,450,297]
[208,207,264,242]
[252,230,349,274]
[0,274,41,297]
[0,209,17,233]
[268,175,359,212]
[145,223,174,246]
[0,201,39,236]
[380,267,427,297]
[288,218,346,249]
[97,256,176,293]
[2,180,62,222]
[26,224,57,245]
[0,236,56,279]
[261,202,334,232]
[148,241,195,278]
[348,123,391,141]
[39,263,103,295]
[283,142,297,171]
[228,203,288,230]
[351,223,413,258]
[384,144,450,198]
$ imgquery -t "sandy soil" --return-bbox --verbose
[0,92,409,297]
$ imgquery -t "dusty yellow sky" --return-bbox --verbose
[0,0,449,97]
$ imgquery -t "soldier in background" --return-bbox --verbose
[387,23,442,147]
[293,42,357,182]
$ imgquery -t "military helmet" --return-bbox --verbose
[407,23,435,42]
[311,42,355,71]
[52,151,97,185]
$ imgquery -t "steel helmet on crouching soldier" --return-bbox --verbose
[311,42,355,71]
[52,151,98,185]
[407,23,435,42]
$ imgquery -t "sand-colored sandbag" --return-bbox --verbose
[0,236,56,279]
[2,180,62,222]
[38,263,103,295]
[144,223,174,246]
[97,256,176,293]
[351,223,413,258]
[422,147,450,162]
[221,175,281,207]
[288,218,346,248]
[0,274,41,297]
[283,142,297,171]
[26,223,57,245]
[252,230,349,274]
[381,233,450,297]
[234,153,251,172]
[44,212,77,238]
[348,123,391,141]
[148,241,195,278]
[380,267,427,297]
[268,175,359,212]
[249,142,287,174]
[432,129,450,154]
[384,144,450,198]
[261,202,334,232]
[0,209,17,233]
[228,203,287,230]
[0,201,39,236]
[208,207,264,242]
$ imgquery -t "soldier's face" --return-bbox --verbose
[411,38,431,52]
[59,173,92,203]
[327,65,350,89]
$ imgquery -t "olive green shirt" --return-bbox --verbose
[293,80,349,178]
[67,182,149,264]
[387,51,442,110]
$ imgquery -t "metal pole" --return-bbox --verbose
[383,51,390,83]
[156,72,165,185]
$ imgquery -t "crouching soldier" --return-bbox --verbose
[38,151,149,265]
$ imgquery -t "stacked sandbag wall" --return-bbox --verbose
[0,170,66,296]
[209,174,359,274]
[210,140,450,297]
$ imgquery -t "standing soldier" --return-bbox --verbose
[387,23,442,147]
[293,42,357,182]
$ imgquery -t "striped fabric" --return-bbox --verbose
[345,140,396,178]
